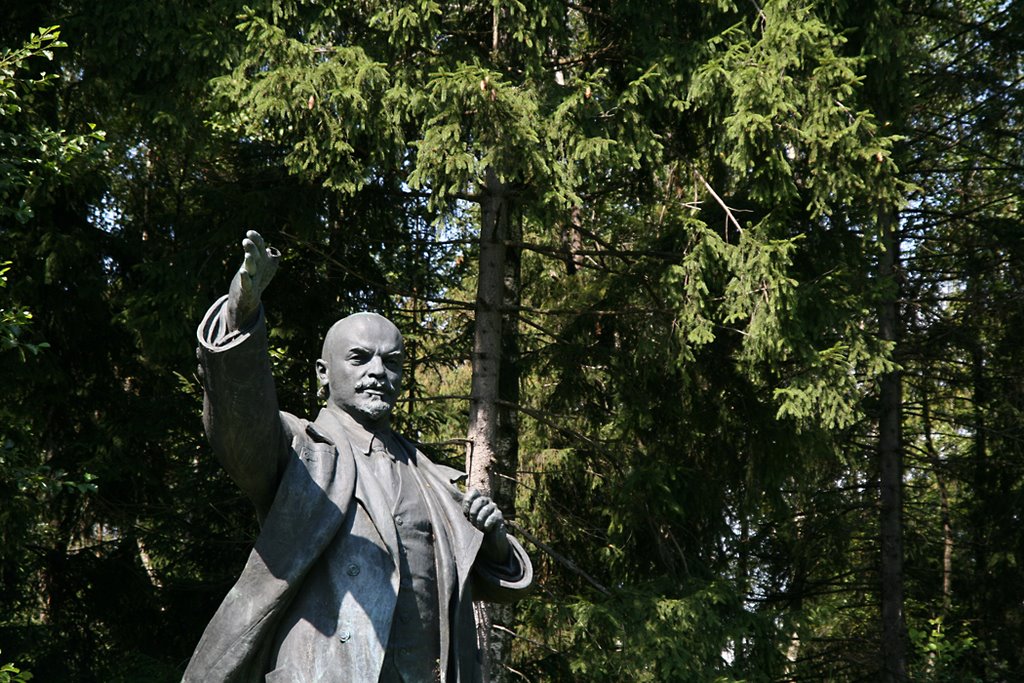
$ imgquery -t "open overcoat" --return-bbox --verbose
[182,297,532,682]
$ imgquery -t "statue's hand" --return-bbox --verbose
[464,489,503,532]
[227,230,280,331]
[464,489,510,563]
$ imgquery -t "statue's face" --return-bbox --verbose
[317,313,404,428]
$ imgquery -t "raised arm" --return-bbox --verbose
[227,231,280,332]
[197,231,287,520]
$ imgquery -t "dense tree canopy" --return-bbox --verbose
[1,1,1022,681]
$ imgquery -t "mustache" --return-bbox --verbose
[355,380,393,393]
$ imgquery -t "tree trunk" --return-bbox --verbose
[921,382,954,615]
[466,168,520,683]
[488,189,522,683]
[921,379,954,674]
[969,332,990,679]
[878,207,906,683]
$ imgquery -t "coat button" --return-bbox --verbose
[346,563,360,576]
[395,515,404,526]
[339,630,351,643]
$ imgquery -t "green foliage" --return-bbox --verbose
[0,262,48,358]
[907,618,983,683]
[522,581,773,682]
[687,0,904,216]
[0,26,104,222]
[0,656,33,683]
[211,9,397,193]
[2,0,1023,680]
[207,0,669,223]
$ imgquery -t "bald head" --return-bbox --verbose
[322,313,403,360]
[316,313,404,429]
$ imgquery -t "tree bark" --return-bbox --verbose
[466,168,520,683]
[921,381,954,616]
[878,207,907,683]
[467,168,510,497]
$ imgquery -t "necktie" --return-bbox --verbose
[370,437,401,510]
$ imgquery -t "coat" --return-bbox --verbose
[183,297,532,682]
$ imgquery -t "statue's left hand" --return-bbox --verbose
[464,489,511,563]
[463,489,503,532]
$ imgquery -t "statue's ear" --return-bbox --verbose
[315,359,329,387]
[315,359,330,401]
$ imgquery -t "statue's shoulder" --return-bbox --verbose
[279,413,348,468]
[278,411,319,444]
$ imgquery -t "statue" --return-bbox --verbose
[184,231,533,682]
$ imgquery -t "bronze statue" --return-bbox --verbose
[184,231,532,682]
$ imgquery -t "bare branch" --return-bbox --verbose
[694,170,745,236]
[505,520,611,596]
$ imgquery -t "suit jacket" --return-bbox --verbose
[183,297,532,682]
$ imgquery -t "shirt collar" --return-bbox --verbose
[325,405,392,457]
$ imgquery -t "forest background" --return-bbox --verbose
[2,1,1022,681]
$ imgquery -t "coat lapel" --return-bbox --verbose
[312,409,400,564]
[399,434,484,584]
[310,410,485,683]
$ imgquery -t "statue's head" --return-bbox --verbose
[316,312,404,429]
